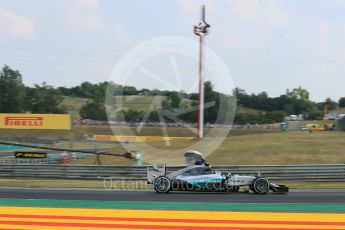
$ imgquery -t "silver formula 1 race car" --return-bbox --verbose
[147,150,288,194]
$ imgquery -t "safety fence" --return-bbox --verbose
[0,164,344,182]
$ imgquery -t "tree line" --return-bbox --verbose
[1,65,344,125]
[0,65,65,114]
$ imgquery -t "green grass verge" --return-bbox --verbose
[0,179,344,190]
[0,199,345,212]
[0,179,150,189]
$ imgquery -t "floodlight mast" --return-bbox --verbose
[194,5,210,139]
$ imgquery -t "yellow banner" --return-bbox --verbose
[93,135,194,142]
[0,113,71,130]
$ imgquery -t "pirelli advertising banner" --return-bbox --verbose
[0,114,71,130]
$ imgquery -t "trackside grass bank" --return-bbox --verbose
[206,131,345,165]
[0,127,344,165]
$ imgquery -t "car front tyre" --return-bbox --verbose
[154,176,171,193]
[251,177,270,194]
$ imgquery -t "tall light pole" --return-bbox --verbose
[194,5,210,139]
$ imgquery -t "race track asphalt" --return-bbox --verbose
[0,188,344,203]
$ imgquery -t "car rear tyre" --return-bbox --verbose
[154,176,171,193]
[251,177,270,194]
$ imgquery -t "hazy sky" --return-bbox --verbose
[1,0,345,102]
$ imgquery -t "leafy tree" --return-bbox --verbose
[204,81,219,123]
[324,97,337,110]
[0,65,25,113]
[123,86,138,95]
[161,91,181,109]
[170,92,181,108]
[25,83,66,114]
[161,99,170,110]
[293,98,313,114]
[315,102,325,111]
[235,87,312,115]
[305,108,322,120]
[234,112,273,125]
[339,97,345,108]
[119,109,144,122]
[80,100,107,120]
[57,86,72,96]
[285,87,313,114]
[233,87,246,96]
[286,87,309,100]
[264,110,286,123]
[58,81,108,99]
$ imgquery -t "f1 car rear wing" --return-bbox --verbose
[147,164,166,184]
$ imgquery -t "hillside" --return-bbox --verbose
[62,95,266,119]
[64,94,345,124]
[60,96,90,118]
[60,95,166,119]
[237,105,265,114]
[114,95,165,111]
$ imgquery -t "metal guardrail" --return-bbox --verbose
[0,164,344,182]
[0,159,62,164]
